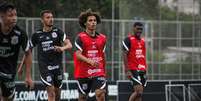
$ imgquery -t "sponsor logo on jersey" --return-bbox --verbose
[87,69,101,75]
[41,41,54,51]
[0,47,14,57]
[135,49,144,58]
[11,36,19,45]
[88,91,95,97]
[47,65,59,70]
[137,64,145,69]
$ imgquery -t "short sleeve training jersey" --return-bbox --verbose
[122,34,147,71]
[74,31,106,79]
[0,25,29,75]
[30,27,67,73]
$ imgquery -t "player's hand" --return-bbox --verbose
[87,59,99,67]
[126,71,132,78]
[25,77,34,90]
[54,46,64,53]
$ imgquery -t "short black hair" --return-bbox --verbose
[40,10,53,18]
[133,22,143,27]
[78,8,101,29]
[0,1,16,13]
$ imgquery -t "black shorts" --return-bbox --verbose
[129,70,147,87]
[77,76,107,96]
[40,69,63,88]
[0,73,15,98]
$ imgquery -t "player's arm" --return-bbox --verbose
[54,38,72,52]
[54,31,72,52]
[20,32,35,89]
[123,51,128,72]
[122,37,132,77]
[75,36,98,67]
[24,49,33,89]
[17,54,25,79]
[76,50,98,67]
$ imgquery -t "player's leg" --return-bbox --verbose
[135,71,147,101]
[128,70,144,101]
[46,86,56,101]
[40,74,55,101]
[54,87,61,101]
[79,93,87,101]
[92,77,107,101]
[129,85,143,101]
[77,78,90,101]
[1,80,15,101]
[54,72,63,101]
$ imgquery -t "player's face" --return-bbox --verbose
[1,9,17,28]
[42,13,53,27]
[85,16,97,31]
[134,25,143,37]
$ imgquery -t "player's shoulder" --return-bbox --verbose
[13,25,26,36]
[123,34,130,41]
[98,32,106,38]
[52,27,63,33]
[141,37,145,42]
[35,29,43,34]
[78,31,87,37]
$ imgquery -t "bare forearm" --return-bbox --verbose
[123,52,129,72]
[24,50,32,78]
[76,51,91,64]
[18,55,25,70]
[63,39,72,50]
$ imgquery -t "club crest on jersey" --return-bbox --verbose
[46,76,52,82]
[11,36,19,45]
[82,84,88,90]
[52,32,57,38]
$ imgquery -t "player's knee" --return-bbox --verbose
[48,91,55,97]
[79,93,87,101]
[95,89,105,98]
[136,92,143,98]
[47,87,55,97]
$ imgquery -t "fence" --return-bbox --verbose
[17,17,201,81]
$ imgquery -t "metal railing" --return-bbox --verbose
[17,17,201,81]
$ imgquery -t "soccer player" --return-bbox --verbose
[0,1,33,101]
[74,9,107,101]
[122,22,147,101]
[30,10,72,101]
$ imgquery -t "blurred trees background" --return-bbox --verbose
[5,0,201,20]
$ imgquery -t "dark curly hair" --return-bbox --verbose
[78,9,101,29]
